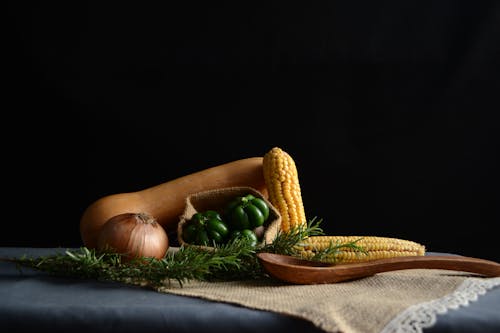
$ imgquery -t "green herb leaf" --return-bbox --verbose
[1,217,365,287]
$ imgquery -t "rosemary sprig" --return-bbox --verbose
[260,216,325,255]
[8,241,260,288]
[1,217,364,287]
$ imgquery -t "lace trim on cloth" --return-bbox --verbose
[380,277,500,333]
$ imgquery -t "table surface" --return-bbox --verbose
[1,247,499,333]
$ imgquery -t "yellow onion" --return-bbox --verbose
[97,212,169,260]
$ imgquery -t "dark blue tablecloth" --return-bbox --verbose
[1,247,499,333]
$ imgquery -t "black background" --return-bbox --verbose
[5,2,500,262]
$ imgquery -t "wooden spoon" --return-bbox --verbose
[256,253,500,284]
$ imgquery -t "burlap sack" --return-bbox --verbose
[177,186,281,248]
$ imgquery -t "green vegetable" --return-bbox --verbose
[229,229,259,247]
[224,194,270,230]
[183,210,229,246]
[240,229,258,246]
[182,223,199,243]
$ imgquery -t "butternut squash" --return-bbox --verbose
[80,157,268,248]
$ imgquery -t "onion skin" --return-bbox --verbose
[97,212,169,260]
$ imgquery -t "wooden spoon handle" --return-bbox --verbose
[332,255,500,281]
[257,253,500,284]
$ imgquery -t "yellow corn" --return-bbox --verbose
[298,235,426,264]
[263,147,307,233]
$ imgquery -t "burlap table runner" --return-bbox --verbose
[157,269,500,333]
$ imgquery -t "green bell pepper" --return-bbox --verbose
[182,210,229,245]
[224,194,270,230]
[229,229,259,247]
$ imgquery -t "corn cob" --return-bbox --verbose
[262,147,307,233]
[298,235,426,264]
